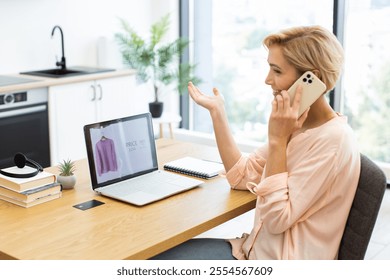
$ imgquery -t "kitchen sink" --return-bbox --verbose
[21,68,85,78]
[21,26,115,79]
[20,66,115,78]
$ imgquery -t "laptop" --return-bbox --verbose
[83,113,203,206]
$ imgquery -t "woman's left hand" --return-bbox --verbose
[268,85,309,145]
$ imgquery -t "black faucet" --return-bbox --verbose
[51,25,66,70]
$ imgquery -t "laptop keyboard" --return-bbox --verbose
[100,170,201,197]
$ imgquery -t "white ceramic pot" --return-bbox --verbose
[57,175,76,190]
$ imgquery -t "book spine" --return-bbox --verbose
[21,182,61,195]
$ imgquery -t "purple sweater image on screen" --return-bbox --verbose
[95,138,118,176]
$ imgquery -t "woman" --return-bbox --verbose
[152,25,360,260]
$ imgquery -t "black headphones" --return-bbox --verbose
[0,153,43,178]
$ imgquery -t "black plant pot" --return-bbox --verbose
[149,102,164,118]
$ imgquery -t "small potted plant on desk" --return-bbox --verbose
[57,159,76,190]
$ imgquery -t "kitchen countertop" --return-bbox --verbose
[0,68,136,94]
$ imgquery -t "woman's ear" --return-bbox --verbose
[312,69,321,78]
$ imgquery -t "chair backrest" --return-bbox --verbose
[338,154,387,260]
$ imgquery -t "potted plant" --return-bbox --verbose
[115,14,201,117]
[57,159,76,190]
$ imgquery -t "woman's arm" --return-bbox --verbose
[266,86,308,178]
[188,82,241,172]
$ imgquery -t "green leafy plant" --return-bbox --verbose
[58,159,76,176]
[115,14,201,102]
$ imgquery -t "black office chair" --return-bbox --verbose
[338,154,387,260]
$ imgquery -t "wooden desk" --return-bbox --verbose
[0,139,256,260]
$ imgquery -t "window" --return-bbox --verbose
[181,0,390,169]
[187,0,333,143]
[342,0,390,164]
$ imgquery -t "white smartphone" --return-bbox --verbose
[287,71,326,117]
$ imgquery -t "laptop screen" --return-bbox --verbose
[83,113,158,189]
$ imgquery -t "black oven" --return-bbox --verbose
[0,88,50,169]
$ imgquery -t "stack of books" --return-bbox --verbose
[0,166,61,208]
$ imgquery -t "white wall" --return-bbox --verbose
[0,0,178,73]
[0,0,180,114]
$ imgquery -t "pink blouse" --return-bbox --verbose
[226,116,360,259]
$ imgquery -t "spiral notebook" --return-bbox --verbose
[164,157,224,179]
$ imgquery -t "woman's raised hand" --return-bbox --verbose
[188,82,225,114]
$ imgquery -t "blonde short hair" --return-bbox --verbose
[263,25,344,91]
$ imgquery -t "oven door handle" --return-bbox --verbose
[0,104,47,118]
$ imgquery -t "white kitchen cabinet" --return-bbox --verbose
[48,75,136,165]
